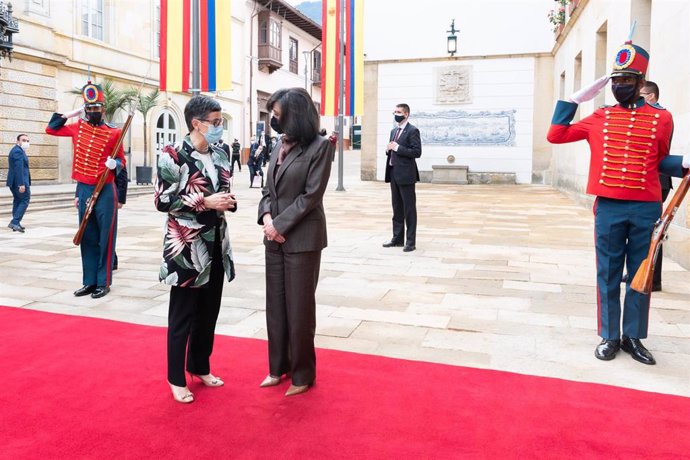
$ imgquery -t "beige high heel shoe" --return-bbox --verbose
[285,383,311,397]
[259,374,281,388]
[169,382,194,404]
[188,373,224,387]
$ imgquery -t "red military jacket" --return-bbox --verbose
[46,115,126,185]
[547,99,673,202]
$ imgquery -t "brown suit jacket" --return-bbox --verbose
[257,135,334,253]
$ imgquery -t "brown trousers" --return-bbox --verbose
[265,247,321,386]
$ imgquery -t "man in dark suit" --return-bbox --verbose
[230,138,241,172]
[6,134,32,233]
[383,103,422,252]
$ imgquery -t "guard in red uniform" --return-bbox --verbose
[547,41,688,365]
[45,81,126,299]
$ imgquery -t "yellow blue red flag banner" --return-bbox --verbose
[160,0,232,93]
[321,0,363,116]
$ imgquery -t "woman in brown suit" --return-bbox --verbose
[257,88,335,396]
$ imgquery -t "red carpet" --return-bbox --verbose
[1,306,689,459]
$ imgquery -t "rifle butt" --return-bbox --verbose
[630,257,654,294]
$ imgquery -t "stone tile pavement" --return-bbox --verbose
[1,151,688,396]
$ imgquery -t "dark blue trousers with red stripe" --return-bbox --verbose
[594,197,661,340]
[76,182,117,288]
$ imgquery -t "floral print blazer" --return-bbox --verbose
[155,136,235,287]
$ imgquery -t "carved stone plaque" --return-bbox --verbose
[435,66,472,104]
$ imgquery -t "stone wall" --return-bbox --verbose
[0,57,59,182]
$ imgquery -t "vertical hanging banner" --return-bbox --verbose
[199,0,233,92]
[160,0,232,93]
[345,0,363,116]
[321,0,363,116]
[160,0,191,92]
[321,0,341,116]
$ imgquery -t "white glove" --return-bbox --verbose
[683,154,690,168]
[104,158,117,170]
[569,75,610,104]
[63,105,85,119]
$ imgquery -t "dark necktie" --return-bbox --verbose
[391,128,402,165]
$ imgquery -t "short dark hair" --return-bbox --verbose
[266,88,319,146]
[16,133,28,142]
[643,80,659,100]
[396,103,410,115]
[184,95,222,132]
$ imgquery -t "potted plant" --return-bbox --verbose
[130,88,161,185]
[70,78,134,123]
[548,0,567,37]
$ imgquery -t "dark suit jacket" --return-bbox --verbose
[6,145,31,188]
[115,167,128,204]
[258,135,334,253]
[384,122,422,185]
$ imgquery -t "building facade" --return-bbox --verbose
[0,0,322,182]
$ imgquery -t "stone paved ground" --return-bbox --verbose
[1,151,688,396]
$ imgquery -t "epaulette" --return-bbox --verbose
[105,121,119,128]
[649,102,666,110]
[598,104,613,109]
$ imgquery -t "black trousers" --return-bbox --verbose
[652,187,671,286]
[167,226,224,387]
[265,247,321,386]
[231,154,241,172]
[390,174,417,246]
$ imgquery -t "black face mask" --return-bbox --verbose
[611,83,637,105]
[270,116,283,134]
[394,114,405,123]
[86,112,103,125]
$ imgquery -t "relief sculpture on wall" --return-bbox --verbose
[413,109,517,146]
[435,66,472,104]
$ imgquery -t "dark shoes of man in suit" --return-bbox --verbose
[382,240,403,248]
[8,223,24,233]
[403,245,416,252]
[621,336,656,365]
[594,339,620,360]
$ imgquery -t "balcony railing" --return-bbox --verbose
[311,69,321,86]
[258,43,282,73]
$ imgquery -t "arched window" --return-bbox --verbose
[154,110,180,159]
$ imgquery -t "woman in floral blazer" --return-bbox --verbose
[154,96,237,404]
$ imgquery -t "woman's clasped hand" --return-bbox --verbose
[204,192,237,211]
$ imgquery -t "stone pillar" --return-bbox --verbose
[361,62,378,181]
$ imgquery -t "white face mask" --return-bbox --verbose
[20,142,29,150]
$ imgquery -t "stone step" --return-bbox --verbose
[0,185,153,216]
